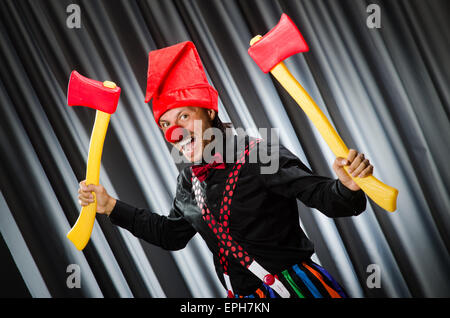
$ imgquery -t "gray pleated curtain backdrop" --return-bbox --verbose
[0,0,449,298]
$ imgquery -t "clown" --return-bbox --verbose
[78,41,373,298]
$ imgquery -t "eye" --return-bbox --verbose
[160,122,169,128]
[180,113,189,120]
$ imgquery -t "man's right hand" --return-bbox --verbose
[78,180,116,216]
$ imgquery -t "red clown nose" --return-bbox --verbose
[165,125,188,143]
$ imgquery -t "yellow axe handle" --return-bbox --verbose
[270,62,398,212]
[67,110,111,250]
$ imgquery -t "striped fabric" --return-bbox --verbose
[234,260,348,298]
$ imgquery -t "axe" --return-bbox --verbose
[248,14,398,212]
[66,71,121,250]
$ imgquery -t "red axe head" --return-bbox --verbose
[248,14,309,73]
[67,71,121,114]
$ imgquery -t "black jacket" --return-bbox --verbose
[109,133,366,295]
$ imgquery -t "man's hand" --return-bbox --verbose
[333,149,374,191]
[78,180,116,216]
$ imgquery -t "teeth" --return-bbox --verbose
[179,137,191,147]
[179,136,194,149]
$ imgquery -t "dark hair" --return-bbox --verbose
[211,114,233,133]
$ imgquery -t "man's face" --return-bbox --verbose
[159,106,216,163]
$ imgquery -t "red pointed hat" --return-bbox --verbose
[145,41,218,125]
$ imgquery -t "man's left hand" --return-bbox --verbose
[333,149,374,191]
